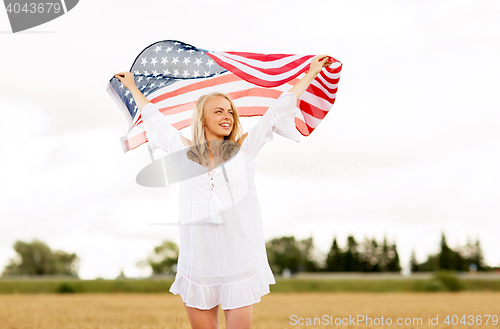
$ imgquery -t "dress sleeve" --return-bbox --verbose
[141,102,184,154]
[241,91,301,157]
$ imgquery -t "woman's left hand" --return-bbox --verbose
[309,54,333,75]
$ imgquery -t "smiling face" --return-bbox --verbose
[202,96,234,141]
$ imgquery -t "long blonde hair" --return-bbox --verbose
[187,92,243,167]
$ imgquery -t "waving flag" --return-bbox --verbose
[106,40,342,153]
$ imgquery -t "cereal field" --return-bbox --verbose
[1,292,499,329]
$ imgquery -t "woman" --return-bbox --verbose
[114,54,332,329]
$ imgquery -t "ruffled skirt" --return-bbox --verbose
[169,267,276,310]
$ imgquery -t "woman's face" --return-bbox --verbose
[203,96,234,140]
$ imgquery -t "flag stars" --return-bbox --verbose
[192,70,200,78]
[141,57,148,66]
[182,70,190,78]
[129,98,134,104]
[149,82,156,89]
[152,70,159,76]
[172,57,179,65]
[176,48,183,53]
[163,69,171,75]
[143,70,149,75]
[195,58,203,66]
[134,70,140,75]
[153,45,162,53]
[187,49,195,54]
[146,76,153,81]
[150,57,158,66]
[161,57,169,65]
[165,47,173,53]
[137,76,144,83]
[204,71,210,77]
[207,59,215,67]
[173,69,180,77]
[182,57,191,65]
[125,90,130,96]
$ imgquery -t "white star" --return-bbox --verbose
[141,57,148,66]
[119,84,123,89]
[173,42,180,45]
[143,70,149,75]
[134,70,140,75]
[171,57,179,65]
[206,59,214,67]
[192,70,200,78]
[156,76,162,80]
[182,57,191,65]
[150,57,158,66]
[195,58,203,66]
[187,49,195,54]
[182,70,190,78]
[173,69,179,77]
[153,45,162,53]
[149,82,156,89]
[140,85,147,91]
[159,82,166,87]
[161,57,168,65]
[137,76,144,83]
[129,98,134,104]
[163,69,171,75]
[204,71,210,77]
[125,90,130,96]
[152,70,159,76]
[176,48,183,53]
[165,46,173,53]
[146,76,153,81]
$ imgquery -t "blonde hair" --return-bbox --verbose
[187,92,243,167]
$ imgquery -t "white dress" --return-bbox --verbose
[141,91,301,310]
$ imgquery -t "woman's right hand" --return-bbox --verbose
[114,71,136,90]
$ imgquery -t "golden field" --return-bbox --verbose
[1,292,499,329]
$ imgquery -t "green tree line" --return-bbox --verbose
[2,233,497,278]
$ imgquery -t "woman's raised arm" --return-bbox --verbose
[288,54,333,101]
[114,71,150,112]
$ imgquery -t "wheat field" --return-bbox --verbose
[0,292,499,329]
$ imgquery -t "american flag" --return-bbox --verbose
[106,40,342,153]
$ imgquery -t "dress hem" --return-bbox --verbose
[169,268,276,310]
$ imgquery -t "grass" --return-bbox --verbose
[1,277,499,294]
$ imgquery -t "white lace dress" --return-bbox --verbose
[141,91,301,310]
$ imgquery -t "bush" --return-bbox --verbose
[56,283,76,294]
[421,278,447,292]
[435,270,465,292]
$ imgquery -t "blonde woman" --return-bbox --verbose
[114,54,332,329]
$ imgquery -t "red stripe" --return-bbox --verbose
[307,83,337,104]
[214,53,314,76]
[223,52,298,61]
[149,73,240,104]
[298,100,328,120]
[314,75,339,92]
[207,53,309,88]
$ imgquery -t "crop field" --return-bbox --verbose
[1,292,499,329]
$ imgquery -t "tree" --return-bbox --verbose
[266,236,303,275]
[386,242,402,272]
[1,239,79,277]
[325,237,344,271]
[344,236,363,271]
[296,237,320,272]
[410,250,419,272]
[137,240,179,276]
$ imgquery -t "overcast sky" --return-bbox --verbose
[1,0,499,279]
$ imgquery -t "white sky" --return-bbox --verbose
[1,0,499,279]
